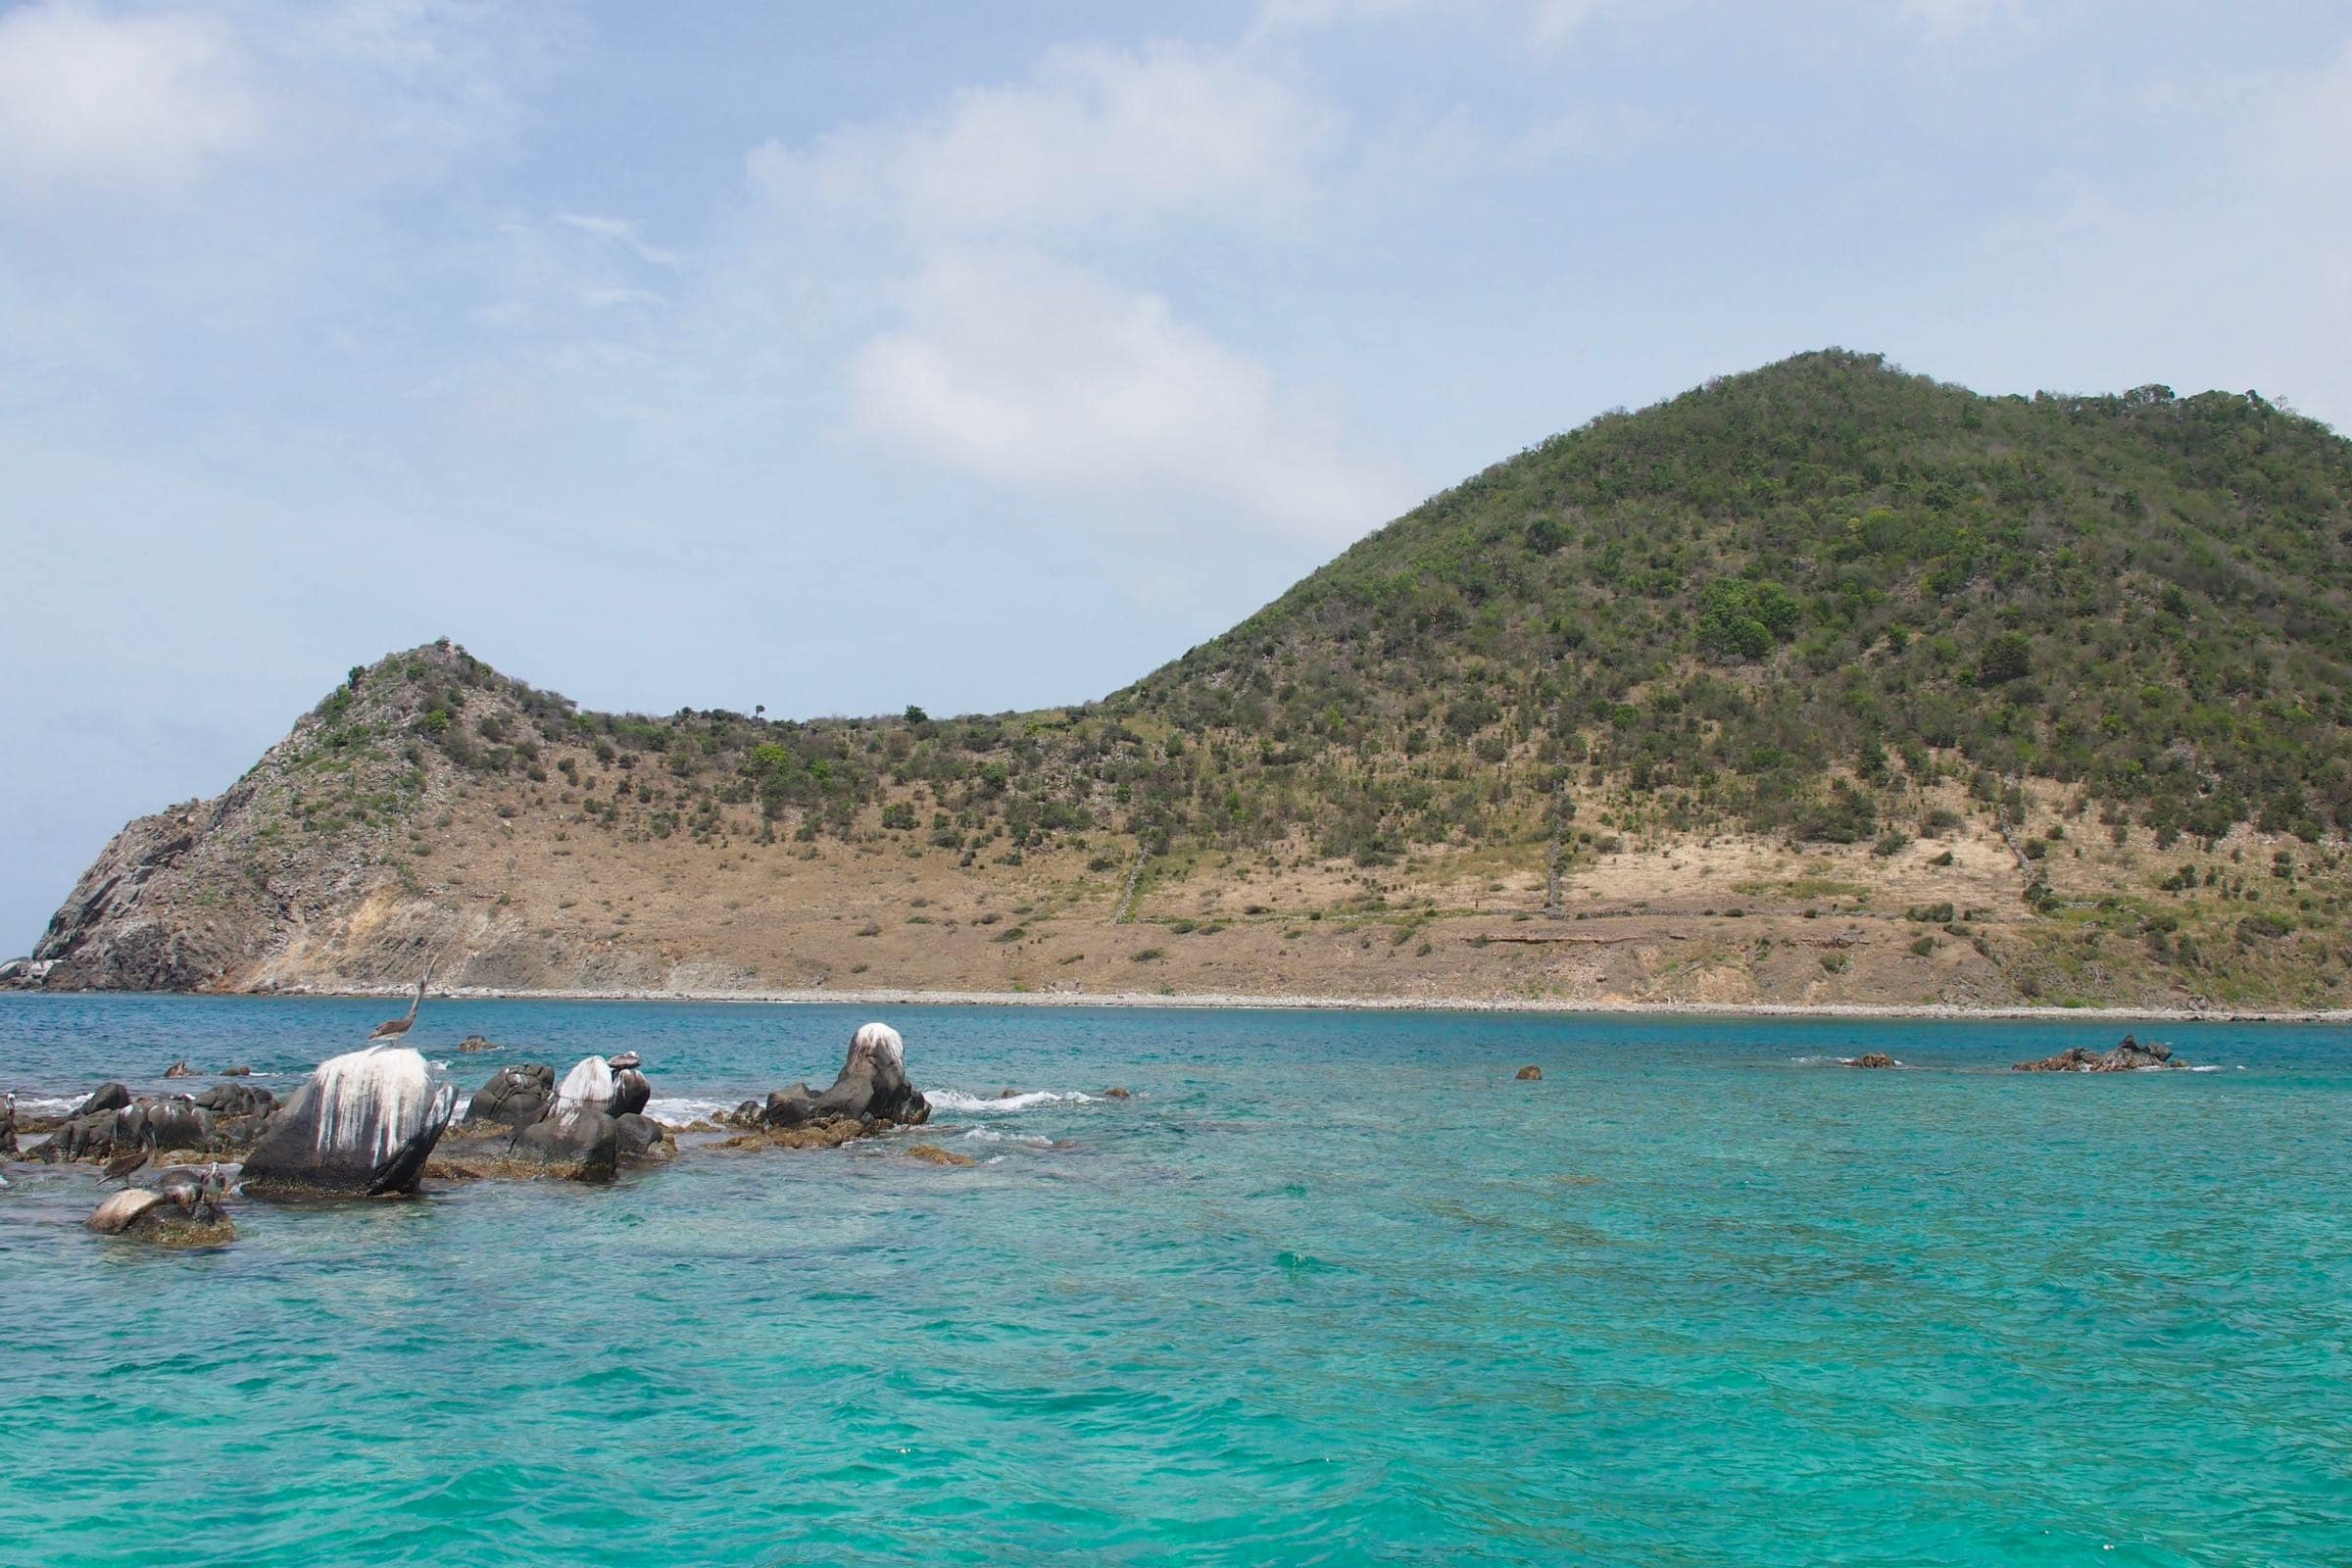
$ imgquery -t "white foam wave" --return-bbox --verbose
[645,1096,734,1127]
[17,1096,80,1116]
[959,1125,1051,1147]
[926,1089,1094,1114]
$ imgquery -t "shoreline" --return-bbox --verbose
[17,984,2352,1024]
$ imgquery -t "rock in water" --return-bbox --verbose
[74,1083,131,1118]
[1850,1053,1898,1069]
[612,1112,671,1162]
[509,1107,620,1182]
[193,1082,275,1118]
[1516,1065,1544,1081]
[906,1144,976,1166]
[221,1064,252,1076]
[456,1035,498,1054]
[809,1022,929,1123]
[551,1056,615,1120]
[737,1023,931,1135]
[465,1063,555,1129]
[126,1096,213,1152]
[609,1066,652,1119]
[163,1059,193,1079]
[2013,1035,2182,1073]
[86,1187,235,1246]
[241,1044,457,1198]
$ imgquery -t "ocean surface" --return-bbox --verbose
[1,996,2347,1567]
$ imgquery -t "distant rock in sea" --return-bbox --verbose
[2013,1035,2179,1073]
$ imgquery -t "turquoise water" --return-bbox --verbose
[2,996,2348,1566]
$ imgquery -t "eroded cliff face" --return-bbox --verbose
[31,646,480,991]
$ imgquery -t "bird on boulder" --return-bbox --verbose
[369,961,436,1043]
[102,1125,158,1186]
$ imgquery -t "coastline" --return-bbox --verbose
[29,984,2352,1024]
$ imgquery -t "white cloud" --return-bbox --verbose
[1898,0,2027,37]
[749,41,1340,239]
[849,250,1415,543]
[0,0,262,196]
[1252,0,1652,48]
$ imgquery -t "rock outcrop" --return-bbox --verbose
[739,1023,931,1132]
[464,1062,555,1129]
[508,1105,620,1182]
[435,1054,668,1183]
[86,1183,235,1247]
[2013,1035,2180,1072]
[240,1044,457,1197]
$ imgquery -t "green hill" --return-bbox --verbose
[1119,349,2352,858]
[28,351,2352,1008]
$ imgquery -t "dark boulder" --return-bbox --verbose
[612,1112,670,1162]
[163,1059,193,1079]
[809,1023,928,1123]
[220,1064,252,1076]
[125,1096,213,1152]
[1515,1065,1543,1081]
[609,1067,652,1119]
[30,1110,123,1161]
[241,1044,457,1198]
[1849,1053,1898,1069]
[194,1082,275,1118]
[509,1105,619,1183]
[2014,1035,2182,1073]
[74,1082,131,1118]
[456,1035,499,1054]
[743,1023,930,1132]
[465,1062,555,1129]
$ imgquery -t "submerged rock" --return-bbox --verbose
[1850,1053,1898,1069]
[906,1144,976,1167]
[220,1064,252,1076]
[456,1035,498,1054]
[240,1044,457,1198]
[1102,1087,1133,1100]
[1516,1065,1543,1081]
[2014,1035,2180,1073]
[163,1059,193,1079]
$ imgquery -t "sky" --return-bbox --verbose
[2,0,2350,949]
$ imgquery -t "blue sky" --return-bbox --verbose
[3,0,2350,949]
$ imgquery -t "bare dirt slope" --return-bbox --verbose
[27,647,2347,1010]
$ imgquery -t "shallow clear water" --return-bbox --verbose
[2,995,2348,1566]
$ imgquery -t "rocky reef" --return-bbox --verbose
[723,1022,931,1143]
[2012,1035,2181,1072]
[11,1021,948,1248]
[241,1045,458,1197]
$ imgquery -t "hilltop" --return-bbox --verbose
[26,351,2352,1009]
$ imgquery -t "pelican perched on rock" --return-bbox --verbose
[102,1125,158,1186]
[369,961,436,1043]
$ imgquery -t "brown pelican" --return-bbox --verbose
[102,1125,158,1186]
[369,961,436,1043]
